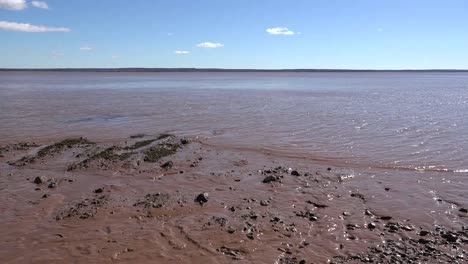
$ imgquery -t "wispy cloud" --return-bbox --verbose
[0,0,27,10]
[50,51,64,58]
[111,55,120,59]
[196,42,224,48]
[31,1,48,9]
[79,45,94,51]
[174,50,189,54]
[0,21,70,32]
[266,27,295,35]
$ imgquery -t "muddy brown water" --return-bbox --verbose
[0,72,468,263]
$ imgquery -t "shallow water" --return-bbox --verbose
[1,71,467,172]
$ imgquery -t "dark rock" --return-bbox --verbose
[306,201,328,208]
[350,193,365,201]
[260,200,270,206]
[195,192,209,205]
[291,170,300,176]
[347,224,359,230]
[33,176,46,184]
[262,175,279,183]
[380,216,392,221]
[48,182,57,189]
[42,194,50,198]
[161,160,173,169]
[386,223,399,232]
[418,238,432,244]
[419,230,430,236]
[94,188,104,194]
[402,225,413,231]
[441,233,458,243]
[365,209,374,216]
[459,208,468,213]
[327,167,332,171]
[384,187,390,191]
[180,138,190,145]
[368,223,377,229]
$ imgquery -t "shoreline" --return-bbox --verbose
[1,134,467,263]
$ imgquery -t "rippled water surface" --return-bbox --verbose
[1,71,467,172]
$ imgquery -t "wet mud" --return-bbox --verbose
[0,134,467,263]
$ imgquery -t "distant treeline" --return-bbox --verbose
[0,68,467,73]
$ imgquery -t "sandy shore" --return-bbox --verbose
[0,134,467,263]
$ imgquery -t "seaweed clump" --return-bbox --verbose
[144,143,180,162]
[156,133,175,140]
[125,139,156,150]
[14,138,93,165]
[36,138,94,159]
[67,146,132,171]
[129,133,146,139]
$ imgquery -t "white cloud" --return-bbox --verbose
[0,0,26,10]
[31,1,48,9]
[50,51,64,58]
[79,46,93,51]
[111,55,120,59]
[266,27,295,35]
[0,21,70,32]
[174,50,189,54]
[196,42,224,48]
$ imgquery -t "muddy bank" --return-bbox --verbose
[0,135,467,263]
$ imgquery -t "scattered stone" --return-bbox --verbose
[217,246,243,260]
[306,201,328,208]
[133,193,183,209]
[296,210,318,221]
[195,192,209,205]
[418,238,432,244]
[160,160,173,169]
[42,194,50,198]
[342,211,351,216]
[402,225,413,231]
[350,193,365,201]
[441,233,458,243]
[180,138,190,145]
[263,175,280,183]
[419,230,430,236]
[33,176,47,184]
[48,182,57,189]
[346,224,359,230]
[94,188,104,194]
[380,216,392,221]
[367,223,376,229]
[56,195,108,220]
[290,170,300,176]
[365,209,374,216]
[260,200,270,206]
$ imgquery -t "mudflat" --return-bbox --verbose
[1,134,467,263]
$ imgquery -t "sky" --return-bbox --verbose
[1,0,468,69]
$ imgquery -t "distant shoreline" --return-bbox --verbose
[1,68,468,73]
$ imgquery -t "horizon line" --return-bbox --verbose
[1,68,468,72]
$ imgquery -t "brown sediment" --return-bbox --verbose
[0,135,467,264]
[197,139,461,174]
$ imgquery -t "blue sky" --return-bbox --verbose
[1,0,468,69]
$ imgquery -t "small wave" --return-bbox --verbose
[454,169,468,173]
